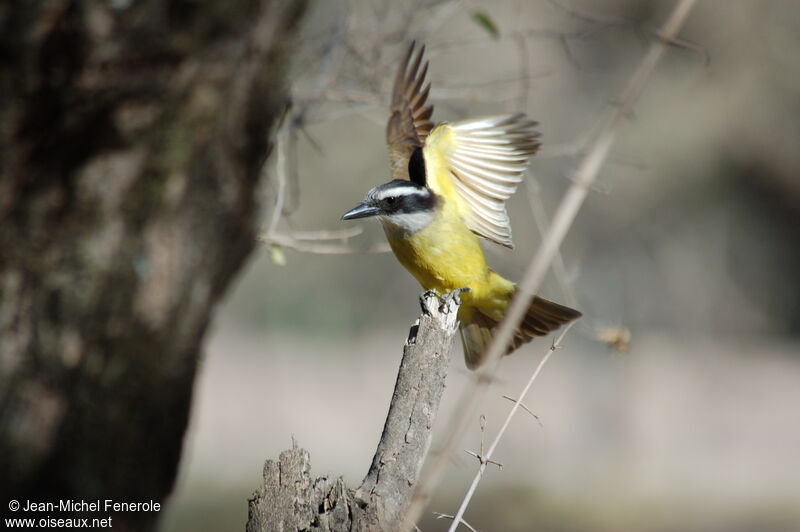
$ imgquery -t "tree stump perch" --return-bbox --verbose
[247,291,461,532]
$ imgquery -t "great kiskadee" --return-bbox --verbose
[342,42,581,368]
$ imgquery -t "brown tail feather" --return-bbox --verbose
[460,295,581,369]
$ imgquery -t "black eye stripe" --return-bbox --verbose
[397,191,438,213]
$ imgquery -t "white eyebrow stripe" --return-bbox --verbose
[372,186,428,201]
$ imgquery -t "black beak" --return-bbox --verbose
[341,202,380,220]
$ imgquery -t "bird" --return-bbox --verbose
[341,42,581,369]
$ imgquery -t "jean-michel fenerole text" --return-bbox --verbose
[20,499,161,513]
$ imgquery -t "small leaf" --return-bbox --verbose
[471,11,500,39]
[268,243,286,265]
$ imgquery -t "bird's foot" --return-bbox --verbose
[420,287,470,315]
[440,287,470,308]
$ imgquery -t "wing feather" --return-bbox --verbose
[423,113,540,248]
[386,42,435,182]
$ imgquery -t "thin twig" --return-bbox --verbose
[446,325,573,532]
[431,28,592,55]
[404,1,697,528]
[259,232,390,255]
[513,34,531,111]
[265,129,289,238]
[420,0,462,36]
[288,227,364,241]
[260,127,388,256]
[524,178,578,309]
[546,0,628,26]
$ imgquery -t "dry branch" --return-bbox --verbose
[247,291,460,531]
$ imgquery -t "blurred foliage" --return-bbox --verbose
[471,11,500,39]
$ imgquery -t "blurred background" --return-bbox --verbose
[158,1,800,531]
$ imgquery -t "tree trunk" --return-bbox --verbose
[0,1,306,530]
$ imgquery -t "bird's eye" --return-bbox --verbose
[385,196,397,205]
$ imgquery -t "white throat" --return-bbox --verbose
[379,210,435,236]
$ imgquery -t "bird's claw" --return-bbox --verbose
[421,287,470,314]
[422,289,439,301]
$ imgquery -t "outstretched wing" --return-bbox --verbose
[386,41,435,182]
[423,114,540,248]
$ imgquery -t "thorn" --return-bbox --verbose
[463,448,503,470]
[487,458,503,469]
[502,395,543,427]
[433,512,479,532]
[462,414,503,468]
[650,28,708,65]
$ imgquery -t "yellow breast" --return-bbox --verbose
[382,200,513,316]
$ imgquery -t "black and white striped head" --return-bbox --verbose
[341,179,439,234]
